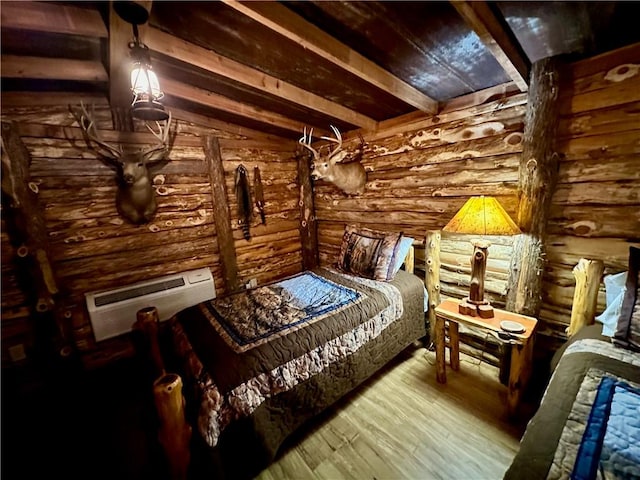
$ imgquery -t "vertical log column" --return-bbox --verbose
[297,151,318,270]
[425,230,442,344]
[204,136,240,294]
[506,57,562,316]
[108,3,134,131]
[1,121,58,312]
[154,373,191,480]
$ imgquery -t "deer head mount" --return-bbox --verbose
[299,125,367,196]
[72,103,172,224]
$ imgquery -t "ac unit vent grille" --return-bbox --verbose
[94,277,186,307]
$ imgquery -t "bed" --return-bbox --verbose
[504,246,640,480]
[154,226,428,479]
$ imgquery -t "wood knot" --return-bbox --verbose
[604,63,639,82]
[505,132,523,145]
[526,158,538,170]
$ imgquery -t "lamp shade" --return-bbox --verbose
[443,196,521,235]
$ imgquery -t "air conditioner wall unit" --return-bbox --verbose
[85,267,216,342]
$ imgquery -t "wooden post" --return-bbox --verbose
[425,230,442,343]
[133,306,165,380]
[566,258,605,337]
[435,314,446,383]
[506,57,562,316]
[204,135,240,293]
[297,150,318,270]
[404,245,415,274]
[154,373,192,480]
[507,334,535,418]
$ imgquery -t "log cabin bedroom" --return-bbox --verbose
[1,1,639,479]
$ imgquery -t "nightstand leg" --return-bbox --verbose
[449,321,460,371]
[436,314,446,383]
[507,336,534,417]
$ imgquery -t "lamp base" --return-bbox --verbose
[458,298,494,318]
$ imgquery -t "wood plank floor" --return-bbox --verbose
[257,343,530,480]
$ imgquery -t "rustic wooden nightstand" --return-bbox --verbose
[434,298,538,417]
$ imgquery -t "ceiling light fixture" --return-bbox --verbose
[114,1,169,122]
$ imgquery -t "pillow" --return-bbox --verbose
[612,246,640,351]
[336,225,402,281]
[391,236,415,276]
[595,271,627,337]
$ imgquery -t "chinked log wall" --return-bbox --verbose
[0,102,300,368]
[315,93,527,312]
[540,43,640,349]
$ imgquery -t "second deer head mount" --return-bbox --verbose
[72,103,173,225]
[299,125,367,196]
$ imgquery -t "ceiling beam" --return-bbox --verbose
[1,55,108,82]
[144,28,378,130]
[451,1,530,91]
[109,4,135,111]
[162,78,329,136]
[222,0,438,114]
[0,1,108,37]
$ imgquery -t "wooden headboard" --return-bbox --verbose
[566,258,604,337]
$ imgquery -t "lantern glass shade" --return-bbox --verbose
[131,64,162,99]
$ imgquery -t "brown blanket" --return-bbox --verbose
[166,267,426,479]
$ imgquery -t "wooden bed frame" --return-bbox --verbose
[138,243,427,479]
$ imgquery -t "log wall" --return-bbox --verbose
[539,44,640,349]
[315,94,525,310]
[1,101,300,368]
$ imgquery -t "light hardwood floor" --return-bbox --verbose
[257,343,530,480]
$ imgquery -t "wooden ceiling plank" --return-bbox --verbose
[222,0,438,114]
[162,78,328,136]
[451,1,530,92]
[145,28,378,130]
[1,55,108,82]
[0,1,108,37]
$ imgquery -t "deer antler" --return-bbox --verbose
[298,126,319,159]
[320,125,343,159]
[74,102,123,160]
[141,111,172,162]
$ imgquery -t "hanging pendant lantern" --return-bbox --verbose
[114,2,169,122]
[128,37,168,121]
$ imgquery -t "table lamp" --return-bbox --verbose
[443,196,521,318]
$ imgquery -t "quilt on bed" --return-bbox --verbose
[504,329,640,480]
[202,271,364,353]
[167,267,426,459]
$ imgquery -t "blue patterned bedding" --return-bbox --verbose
[505,326,640,480]
[565,371,640,480]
